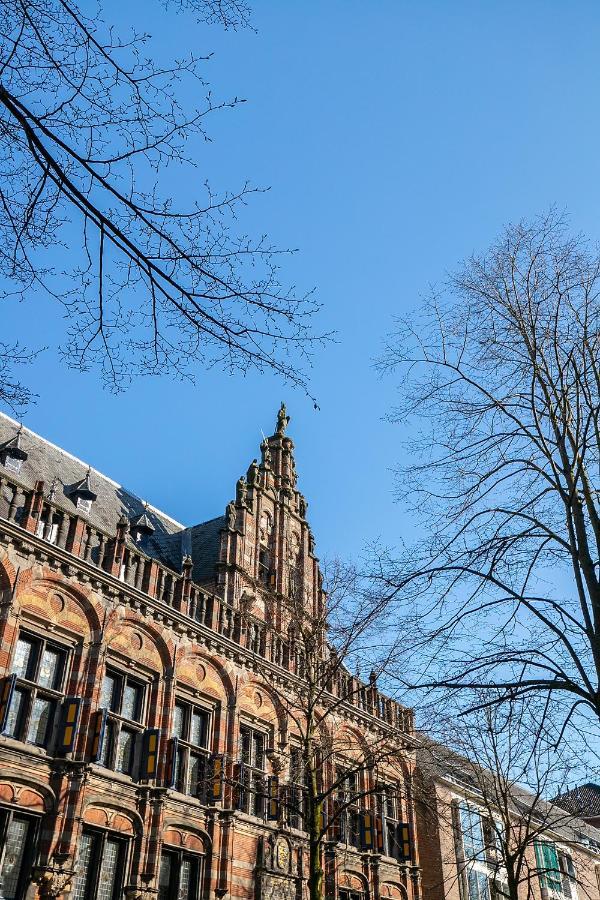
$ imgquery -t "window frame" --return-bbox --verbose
[98,666,147,776]
[6,630,70,750]
[457,801,506,900]
[158,846,204,900]
[72,826,129,900]
[0,805,41,900]
[171,697,211,800]
[336,767,362,850]
[237,722,268,818]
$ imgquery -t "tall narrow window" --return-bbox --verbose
[5,632,68,749]
[336,769,361,849]
[0,808,39,900]
[237,724,266,817]
[97,669,145,775]
[377,784,402,859]
[72,829,127,900]
[287,746,308,831]
[171,699,210,799]
[457,802,504,900]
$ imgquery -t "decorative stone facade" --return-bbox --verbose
[0,407,418,900]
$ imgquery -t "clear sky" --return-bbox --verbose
[3,1,600,563]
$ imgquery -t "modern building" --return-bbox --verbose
[0,408,418,900]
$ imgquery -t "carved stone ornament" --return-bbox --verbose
[276,402,290,435]
[32,865,75,898]
[261,440,272,468]
[236,475,248,505]
[124,887,159,900]
[226,501,236,530]
[247,458,260,486]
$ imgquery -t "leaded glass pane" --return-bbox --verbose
[116,728,135,773]
[190,711,206,748]
[252,732,264,769]
[179,859,192,900]
[72,832,95,900]
[13,638,34,680]
[240,728,251,765]
[174,747,185,792]
[38,647,62,689]
[99,720,114,767]
[100,673,117,711]
[122,681,142,721]
[0,815,31,899]
[97,838,120,900]
[187,754,203,797]
[26,696,54,746]
[173,704,185,739]
[158,853,173,900]
[4,688,26,738]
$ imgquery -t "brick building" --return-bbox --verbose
[0,407,418,900]
[415,743,600,900]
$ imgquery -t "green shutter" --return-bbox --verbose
[535,841,561,892]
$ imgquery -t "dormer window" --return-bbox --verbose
[0,429,28,475]
[68,469,97,516]
[130,507,155,544]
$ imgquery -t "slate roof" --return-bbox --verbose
[554,784,600,820]
[0,411,224,583]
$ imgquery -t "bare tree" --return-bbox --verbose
[375,211,600,730]
[0,0,322,410]
[245,562,416,900]
[417,694,598,900]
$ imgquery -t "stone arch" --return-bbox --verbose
[162,822,211,854]
[0,551,15,594]
[105,614,172,673]
[175,647,235,704]
[339,870,369,892]
[380,882,407,899]
[0,777,56,813]
[82,802,142,835]
[240,677,286,736]
[16,573,101,638]
[332,722,370,758]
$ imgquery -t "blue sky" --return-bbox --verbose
[3,1,600,563]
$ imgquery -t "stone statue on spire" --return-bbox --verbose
[276,402,290,435]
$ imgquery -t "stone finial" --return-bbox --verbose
[276,402,290,435]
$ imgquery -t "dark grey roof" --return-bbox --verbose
[0,412,224,582]
[554,784,600,819]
